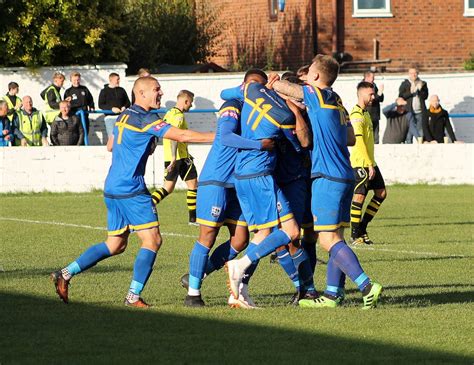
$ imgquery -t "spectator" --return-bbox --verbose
[363,71,384,144]
[16,96,48,146]
[423,95,462,144]
[41,72,71,124]
[3,82,22,121]
[0,100,14,147]
[50,101,84,146]
[131,68,151,104]
[64,71,94,136]
[399,67,428,143]
[98,72,130,141]
[382,98,411,144]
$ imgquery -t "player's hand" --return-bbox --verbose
[2,129,8,136]
[111,107,121,114]
[378,83,384,94]
[167,160,176,172]
[20,138,27,147]
[260,138,275,151]
[368,166,375,180]
[266,73,280,89]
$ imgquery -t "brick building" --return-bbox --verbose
[196,0,474,72]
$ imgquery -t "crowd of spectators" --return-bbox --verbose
[0,67,463,148]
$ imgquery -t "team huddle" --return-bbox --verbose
[51,55,384,310]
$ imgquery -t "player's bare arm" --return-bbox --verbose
[286,99,311,148]
[272,80,304,101]
[164,126,214,143]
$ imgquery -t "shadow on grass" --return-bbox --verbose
[384,290,474,307]
[1,265,133,279]
[1,291,471,364]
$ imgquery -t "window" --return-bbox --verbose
[269,0,278,21]
[465,0,474,16]
[353,0,393,18]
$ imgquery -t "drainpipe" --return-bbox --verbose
[332,0,338,54]
[311,0,318,55]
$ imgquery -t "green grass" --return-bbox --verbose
[1,185,473,364]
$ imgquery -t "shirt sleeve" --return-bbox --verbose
[163,110,184,128]
[220,117,262,150]
[281,128,301,153]
[220,85,244,101]
[145,118,172,138]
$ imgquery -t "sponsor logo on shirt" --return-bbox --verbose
[154,121,168,131]
[220,110,239,120]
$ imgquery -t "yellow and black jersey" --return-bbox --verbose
[163,107,189,162]
[350,104,376,168]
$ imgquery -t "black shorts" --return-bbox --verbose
[164,157,198,182]
[353,166,385,195]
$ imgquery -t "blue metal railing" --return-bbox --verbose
[76,109,473,146]
[76,108,221,146]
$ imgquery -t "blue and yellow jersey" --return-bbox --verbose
[349,104,376,168]
[199,99,243,187]
[274,113,311,186]
[235,83,301,178]
[104,105,171,197]
[303,85,354,183]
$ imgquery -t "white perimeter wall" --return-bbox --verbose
[0,66,473,143]
[0,144,472,193]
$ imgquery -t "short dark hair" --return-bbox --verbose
[8,82,19,90]
[296,65,310,77]
[363,71,374,79]
[244,68,268,83]
[282,75,303,85]
[357,81,375,91]
[281,71,296,80]
[109,72,120,79]
[311,54,339,86]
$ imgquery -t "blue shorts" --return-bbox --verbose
[311,177,353,232]
[235,175,293,231]
[196,184,246,228]
[281,178,313,229]
[104,193,159,236]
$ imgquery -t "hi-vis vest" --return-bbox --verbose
[3,95,22,122]
[43,85,61,124]
[16,110,44,146]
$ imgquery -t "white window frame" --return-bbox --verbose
[352,0,393,18]
[464,0,474,16]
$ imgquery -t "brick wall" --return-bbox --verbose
[199,0,315,70]
[202,0,474,71]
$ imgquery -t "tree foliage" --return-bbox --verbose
[0,0,220,72]
[123,0,221,74]
[0,0,128,67]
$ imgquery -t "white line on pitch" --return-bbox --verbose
[352,245,465,258]
[0,217,467,258]
[0,217,196,239]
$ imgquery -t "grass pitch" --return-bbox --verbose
[1,185,473,364]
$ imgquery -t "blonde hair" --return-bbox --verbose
[311,54,340,86]
[177,90,194,100]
